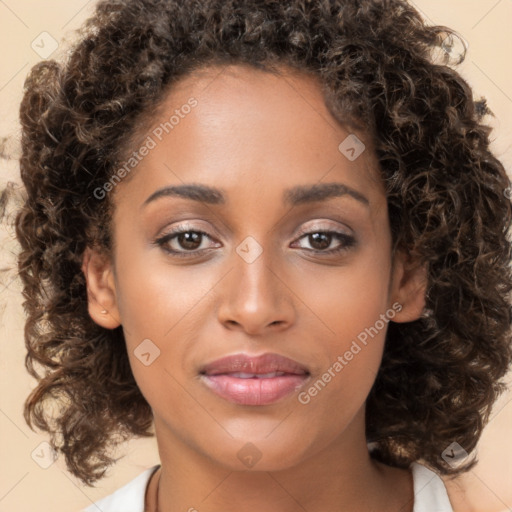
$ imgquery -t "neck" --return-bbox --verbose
[149,410,414,512]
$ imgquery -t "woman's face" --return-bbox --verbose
[85,64,424,471]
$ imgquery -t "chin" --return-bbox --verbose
[202,434,313,472]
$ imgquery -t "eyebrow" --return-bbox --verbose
[142,182,369,208]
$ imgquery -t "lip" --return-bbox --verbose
[199,353,311,406]
[200,352,310,376]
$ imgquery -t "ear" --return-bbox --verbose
[388,249,428,323]
[81,246,121,329]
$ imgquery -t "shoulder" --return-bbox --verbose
[81,465,161,512]
[410,462,454,512]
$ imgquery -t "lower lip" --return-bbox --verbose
[200,374,309,405]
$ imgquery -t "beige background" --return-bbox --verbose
[0,1,511,511]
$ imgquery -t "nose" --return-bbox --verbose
[216,241,296,335]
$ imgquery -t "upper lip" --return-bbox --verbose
[200,353,310,376]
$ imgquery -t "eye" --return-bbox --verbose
[292,230,356,255]
[153,226,356,258]
[153,228,220,257]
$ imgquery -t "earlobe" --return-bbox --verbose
[389,249,428,323]
[81,246,121,329]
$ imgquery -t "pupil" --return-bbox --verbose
[179,232,201,250]
[310,233,330,250]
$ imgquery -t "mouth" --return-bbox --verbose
[199,353,311,406]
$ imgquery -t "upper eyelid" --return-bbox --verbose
[159,218,354,238]
[156,230,354,257]
[157,224,353,247]
[294,221,353,236]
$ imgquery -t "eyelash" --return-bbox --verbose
[153,225,356,259]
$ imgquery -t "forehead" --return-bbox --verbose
[164,63,366,148]
[115,63,385,209]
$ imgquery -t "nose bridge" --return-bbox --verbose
[216,233,294,332]
[236,235,276,303]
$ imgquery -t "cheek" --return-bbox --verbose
[296,251,392,349]
[294,296,390,448]
[111,247,222,395]
[113,248,208,339]
[292,249,392,411]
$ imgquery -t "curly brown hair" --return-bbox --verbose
[15,0,512,487]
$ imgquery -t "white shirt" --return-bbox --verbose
[82,462,453,512]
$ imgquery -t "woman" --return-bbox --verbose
[15,0,512,510]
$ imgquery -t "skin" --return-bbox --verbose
[82,63,429,512]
